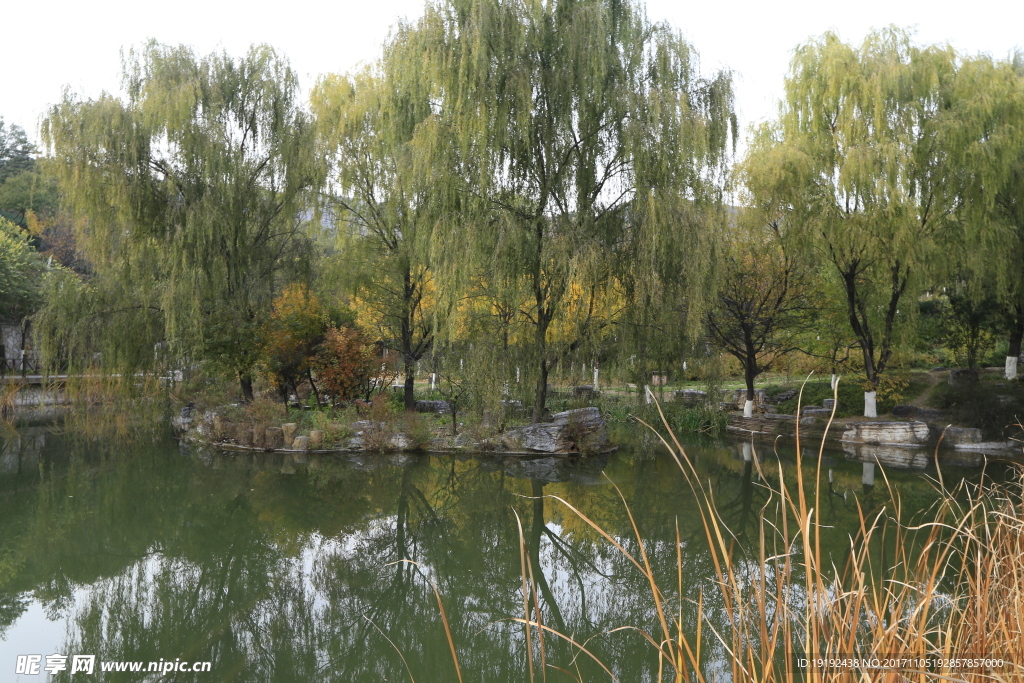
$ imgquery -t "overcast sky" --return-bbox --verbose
[2,0,1022,146]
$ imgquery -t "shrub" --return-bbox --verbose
[361,397,395,451]
[314,326,397,404]
[400,411,435,450]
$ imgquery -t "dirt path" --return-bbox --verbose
[908,370,945,408]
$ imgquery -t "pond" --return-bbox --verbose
[0,423,1004,681]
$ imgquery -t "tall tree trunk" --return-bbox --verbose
[531,307,552,422]
[634,356,647,405]
[532,358,549,423]
[862,355,878,418]
[306,368,321,408]
[839,260,906,417]
[404,360,416,411]
[239,373,254,403]
[743,353,757,418]
[1006,308,1023,380]
[842,273,879,417]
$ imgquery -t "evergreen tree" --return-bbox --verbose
[0,119,35,184]
[0,217,45,321]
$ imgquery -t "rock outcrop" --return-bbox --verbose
[499,407,611,454]
[840,421,930,447]
[414,400,451,414]
[937,426,982,446]
[674,389,707,404]
[891,404,945,420]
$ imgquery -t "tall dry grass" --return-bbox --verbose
[502,382,1024,681]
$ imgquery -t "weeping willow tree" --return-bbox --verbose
[311,25,445,410]
[947,52,1024,380]
[415,0,735,421]
[41,42,318,399]
[745,29,971,417]
[994,157,1024,380]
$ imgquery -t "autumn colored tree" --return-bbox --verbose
[315,327,399,404]
[260,285,329,405]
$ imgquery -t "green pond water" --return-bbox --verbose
[0,423,1003,681]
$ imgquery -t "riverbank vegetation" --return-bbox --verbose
[587,416,1020,679]
[421,404,1024,680]
[1,0,1023,433]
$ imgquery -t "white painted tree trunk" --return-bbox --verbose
[593,366,599,390]
[862,462,875,487]
[645,385,652,404]
[830,374,838,390]
[741,442,752,462]
[863,390,877,418]
[1005,356,1018,381]
[743,399,754,417]
[516,367,520,383]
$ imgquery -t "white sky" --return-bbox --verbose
[2,0,1022,146]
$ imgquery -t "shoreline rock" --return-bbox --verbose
[175,406,613,456]
[840,421,931,447]
[497,407,612,454]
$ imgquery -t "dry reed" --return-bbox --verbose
[407,380,1022,681]
[508,380,1024,681]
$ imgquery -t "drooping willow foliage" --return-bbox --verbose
[29,11,1024,418]
[40,42,319,397]
[405,0,737,420]
[743,29,1024,413]
[311,21,444,411]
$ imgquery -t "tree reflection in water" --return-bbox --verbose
[0,430,983,681]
